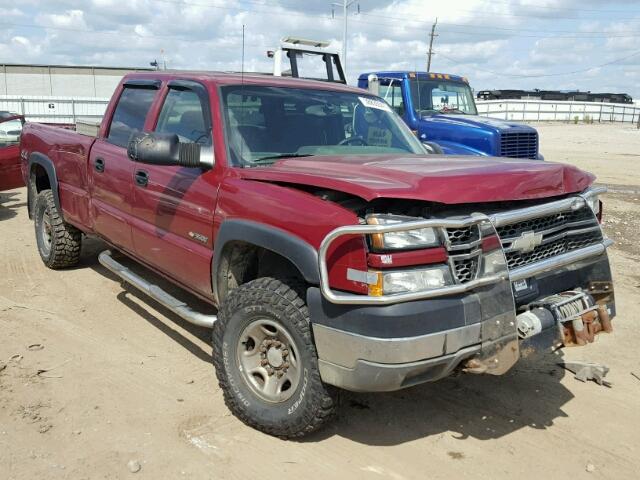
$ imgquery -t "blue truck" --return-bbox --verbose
[358,71,543,159]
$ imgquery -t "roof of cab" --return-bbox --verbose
[121,70,366,94]
[358,71,468,83]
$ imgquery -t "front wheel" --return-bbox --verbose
[212,277,337,438]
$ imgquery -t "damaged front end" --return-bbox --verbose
[311,187,614,391]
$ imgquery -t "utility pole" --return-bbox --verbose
[331,0,359,77]
[427,17,438,72]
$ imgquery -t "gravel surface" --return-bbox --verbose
[1,123,639,479]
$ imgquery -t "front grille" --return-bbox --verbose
[496,207,595,240]
[505,231,602,269]
[500,206,602,270]
[452,256,479,283]
[446,225,480,247]
[499,131,538,159]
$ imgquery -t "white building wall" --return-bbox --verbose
[0,64,153,98]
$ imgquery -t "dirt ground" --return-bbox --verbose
[1,123,640,480]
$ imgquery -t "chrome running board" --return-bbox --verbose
[98,250,216,328]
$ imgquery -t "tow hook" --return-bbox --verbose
[462,358,488,374]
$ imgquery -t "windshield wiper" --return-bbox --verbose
[255,153,315,162]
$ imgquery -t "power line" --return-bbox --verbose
[473,0,640,14]
[358,12,640,35]
[0,21,270,47]
[437,49,640,78]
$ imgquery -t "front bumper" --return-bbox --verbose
[309,252,614,392]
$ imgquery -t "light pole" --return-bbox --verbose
[332,0,359,77]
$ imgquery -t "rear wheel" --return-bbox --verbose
[34,190,81,269]
[212,277,337,438]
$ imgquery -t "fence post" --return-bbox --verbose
[71,98,76,124]
[568,102,572,123]
[598,104,602,123]
[20,97,25,117]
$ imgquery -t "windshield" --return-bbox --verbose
[0,118,23,147]
[220,85,427,167]
[408,79,477,115]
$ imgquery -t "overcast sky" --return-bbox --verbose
[1,0,639,98]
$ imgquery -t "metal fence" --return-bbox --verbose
[0,95,109,124]
[4,94,640,126]
[476,99,640,124]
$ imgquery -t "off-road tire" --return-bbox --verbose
[212,277,338,438]
[34,190,81,269]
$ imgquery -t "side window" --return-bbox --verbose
[379,83,405,116]
[107,87,157,148]
[156,89,211,145]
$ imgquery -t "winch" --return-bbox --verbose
[516,290,613,347]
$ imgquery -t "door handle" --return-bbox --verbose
[94,157,105,173]
[134,170,149,187]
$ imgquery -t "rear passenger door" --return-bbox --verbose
[89,80,159,251]
[130,80,217,297]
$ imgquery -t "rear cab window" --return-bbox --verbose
[106,84,158,148]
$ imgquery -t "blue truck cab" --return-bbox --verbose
[358,71,542,159]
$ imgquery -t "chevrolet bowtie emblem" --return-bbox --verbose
[510,231,543,253]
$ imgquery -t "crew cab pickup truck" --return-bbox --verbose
[359,71,543,159]
[20,71,614,438]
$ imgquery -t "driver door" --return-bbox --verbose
[0,115,25,191]
[130,80,217,297]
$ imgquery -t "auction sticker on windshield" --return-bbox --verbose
[359,96,392,112]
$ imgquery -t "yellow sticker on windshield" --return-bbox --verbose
[367,127,392,147]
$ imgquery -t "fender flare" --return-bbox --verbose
[27,152,62,219]
[212,219,320,303]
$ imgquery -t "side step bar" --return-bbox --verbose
[98,250,217,328]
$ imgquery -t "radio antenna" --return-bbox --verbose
[241,24,245,84]
[240,24,245,163]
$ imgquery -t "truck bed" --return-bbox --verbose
[21,122,97,230]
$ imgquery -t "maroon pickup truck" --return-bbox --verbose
[20,71,615,438]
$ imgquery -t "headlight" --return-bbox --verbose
[585,195,600,216]
[369,265,452,296]
[366,214,440,250]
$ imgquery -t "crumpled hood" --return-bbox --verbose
[239,154,594,204]
[421,114,537,132]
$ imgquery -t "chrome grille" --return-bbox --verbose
[440,204,602,279]
[446,226,481,283]
[500,206,602,270]
[452,256,479,283]
[505,231,602,269]
[446,225,480,247]
[496,208,594,240]
[499,131,538,159]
